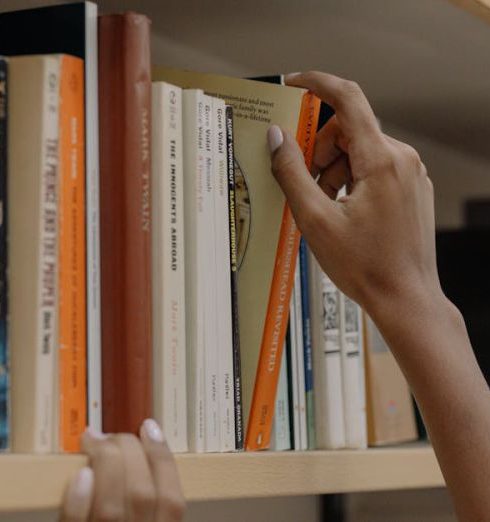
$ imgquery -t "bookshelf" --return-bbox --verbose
[0,443,443,511]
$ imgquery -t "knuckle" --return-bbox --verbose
[397,142,422,167]
[339,79,362,99]
[271,152,297,179]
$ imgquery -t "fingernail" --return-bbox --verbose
[284,72,301,81]
[141,418,165,443]
[74,467,94,497]
[84,426,108,440]
[267,125,283,154]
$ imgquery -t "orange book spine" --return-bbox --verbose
[58,55,87,452]
[245,91,321,451]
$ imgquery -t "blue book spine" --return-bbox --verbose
[300,238,315,449]
[0,57,8,450]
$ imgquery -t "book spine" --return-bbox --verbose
[299,238,315,449]
[99,13,152,434]
[201,95,219,452]
[225,106,243,450]
[288,303,301,450]
[58,55,87,452]
[270,340,291,451]
[0,58,8,451]
[213,98,235,452]
[151,82,187,452]
[85,1,102,432]
[37,57,60,452]
[245,91,320,451]
[293,260,307,450]
[317,267,346,449]
[183,89,205,452]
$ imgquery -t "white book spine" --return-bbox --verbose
[293,260,307,450]
[289,298,301,450]
[151,83,188,453]
[85,1,102,431]
[212,98,235,452]
[270,340,291,451]
[202,95,219,452]
[183,89,205,452]
[309,252,345,449]
[340,294,367,449]
[36,57,60,452]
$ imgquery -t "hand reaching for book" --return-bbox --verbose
[60,419,185,522]
[267,71,441,319]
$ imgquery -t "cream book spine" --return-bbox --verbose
[212,97,235,452]
[309,252,345,449]
[151,82,188,453]
[201,95,220,452]
[182,89,205,452]
[9,55,61,453]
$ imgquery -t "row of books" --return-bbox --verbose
[0,1,421,454]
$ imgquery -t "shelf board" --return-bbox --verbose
[0,444,444,511]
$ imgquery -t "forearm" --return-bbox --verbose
[369,288,490,522]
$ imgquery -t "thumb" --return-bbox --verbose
[268,126,337,233]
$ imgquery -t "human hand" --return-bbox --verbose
[268,71,442,317]
[60,419,185,522]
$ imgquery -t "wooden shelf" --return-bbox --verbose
[0,444,444,511]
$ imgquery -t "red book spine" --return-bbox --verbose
[98,12,152,434]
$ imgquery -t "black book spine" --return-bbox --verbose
[0,57,8,450]
[226,106,243,450]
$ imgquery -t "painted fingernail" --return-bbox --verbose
[74,467,94,497]
[284,72,301,81]
[84,426,108,440]
[267,125,283,154]
[141,418,165,443]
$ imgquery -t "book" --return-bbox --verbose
[201,94,219,452]
[213,97,235,452]
[0,2,101,430]
[270,342,291,451]
[309,252,345,449]
[152,67,320,450]
[364,314,418,446]
[299,238,315,449]
[293,261,308,450]
[182,89,206,452]
[286,319,300,449]
[99,12,152,434]
[58,55,87,452]
[9,55,61,452]
[151,82,187,453]
[339,293,367,449]
[0,57,8,451]
[225,105,244,450]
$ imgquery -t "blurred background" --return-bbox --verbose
[1,0,488,519]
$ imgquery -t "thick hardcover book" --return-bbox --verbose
[99,13,152,434]
[299,238,315,449]
[225,106,244,450]
[213,97,235,452]
[58,55,87,452]
[0,58,8,451]
[153,67,320,451]
[0,2,101,430]
[364,314,417,446]
[9,55,61,452]
[152,82,187,453]
[309,252,345,449]
[182,89,206,452]
[340,293,367,449]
